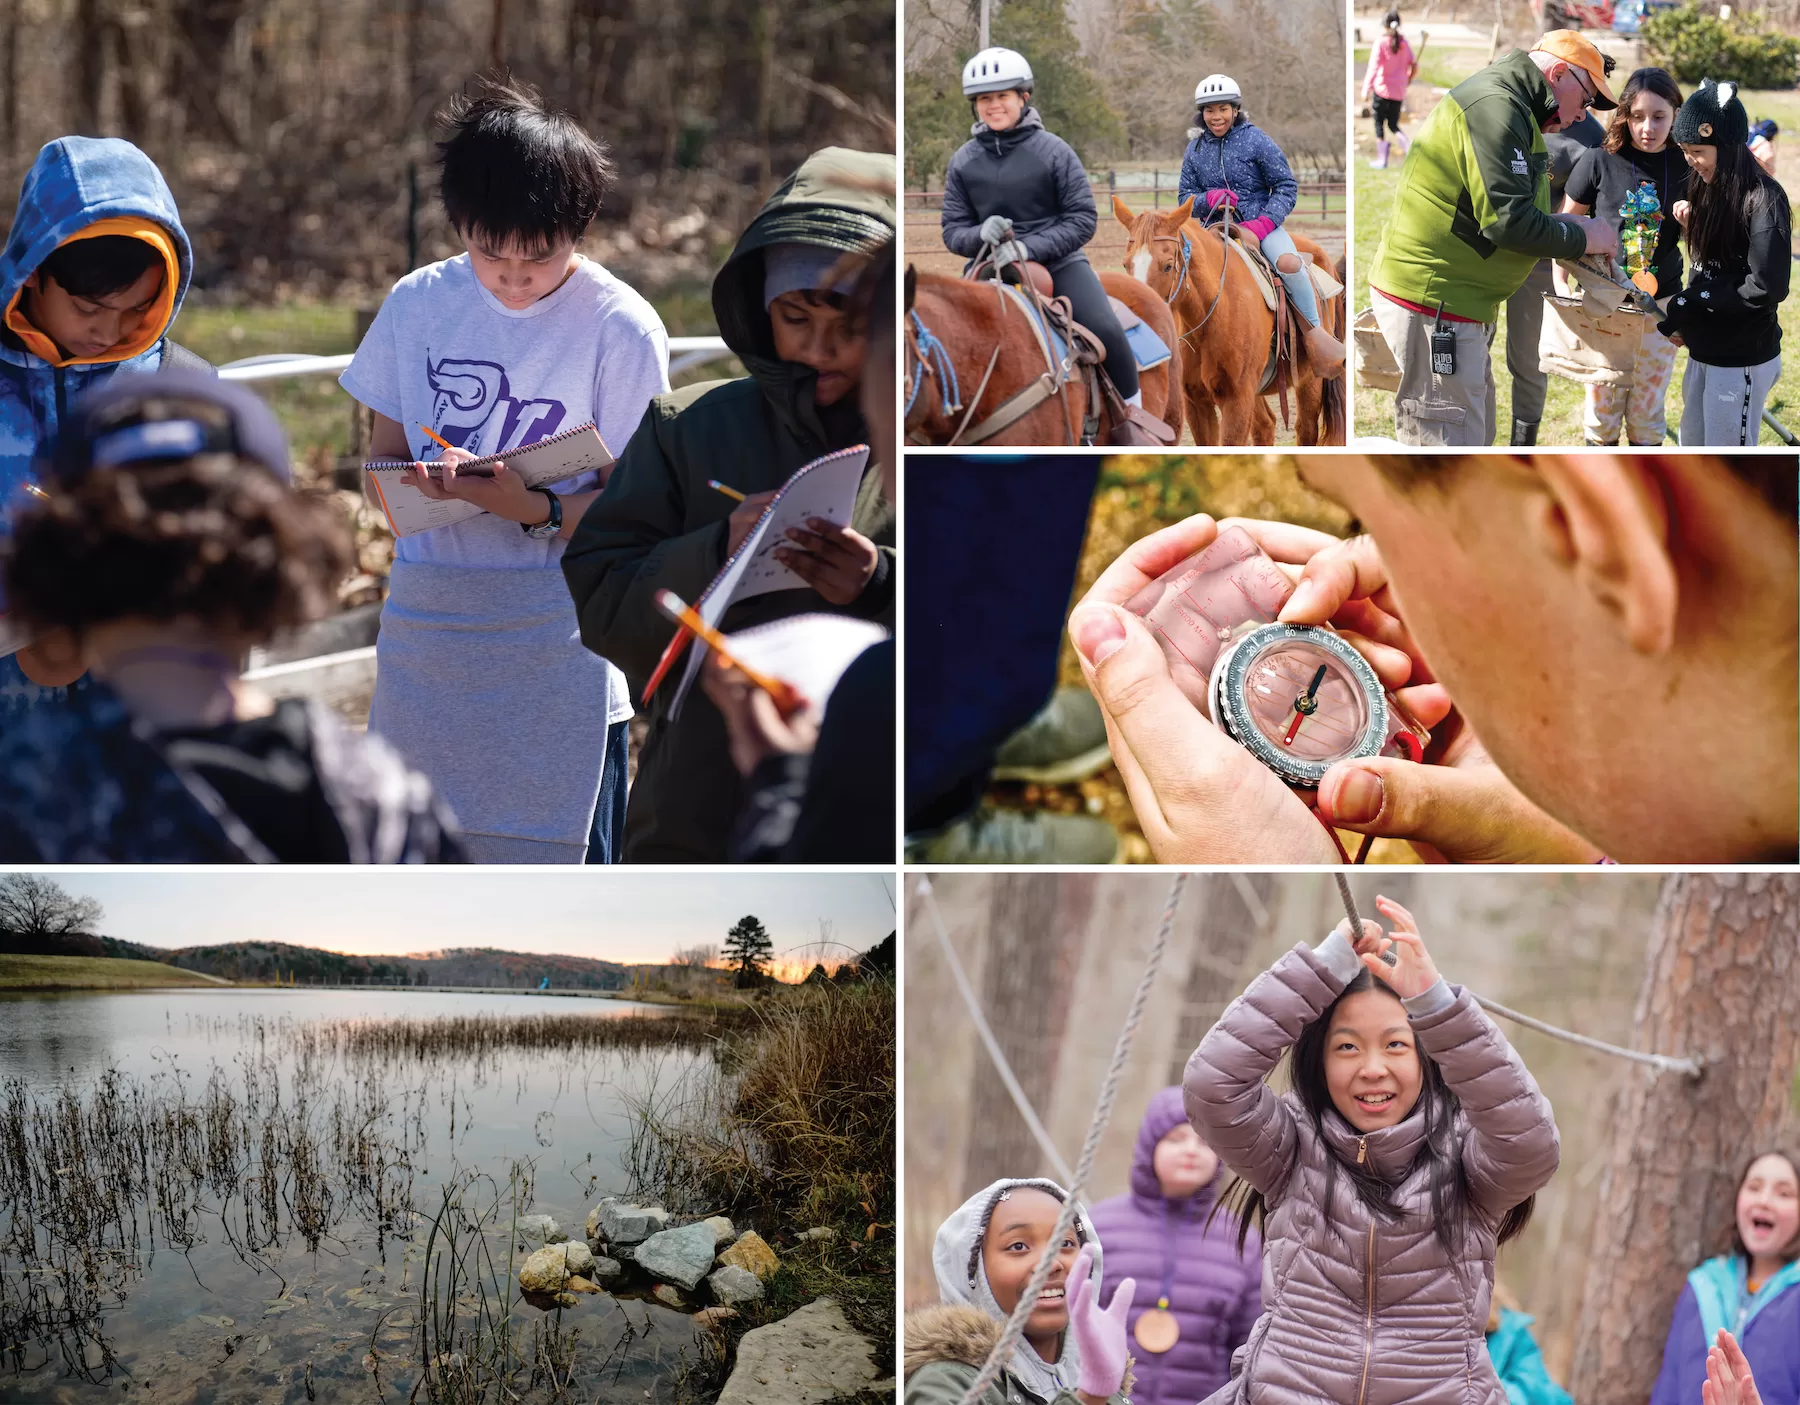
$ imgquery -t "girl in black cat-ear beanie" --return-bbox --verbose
[1659,77,1792,445]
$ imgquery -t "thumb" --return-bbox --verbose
[1315,758,1601,864]
[1104,1275,1137,1324]
[1068,605,1223,777]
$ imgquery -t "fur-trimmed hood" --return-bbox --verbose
[905,1303,1009,1379]
[904,1304,1136,1397]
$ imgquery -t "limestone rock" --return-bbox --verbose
[796,1227,837,1242]
[719,1230,780,1281]
[563,1276,602,1295]
[589,1254,623,1284]
[706,1264,764,1307]
[518,1245,572,1295]
[693,1305,739,1330]
[515,1214,565,1244]
[518,1241,592,1295]
[632,1222,717,1291]
[652,1283,687,1309]
[716,1297,881,1405]
[703,1215,739,1247]
[594,1200,668,1247]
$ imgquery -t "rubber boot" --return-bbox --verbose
[1370,139,1390,169]
[1392,128,1411,157]
[1304,323,1347,379]
[1510,418,1539,446]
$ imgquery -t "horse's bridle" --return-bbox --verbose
[905,308,962,433]
[1149,212,1232,345]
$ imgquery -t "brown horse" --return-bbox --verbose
[902,265,1183,446]
[1113,196,1345,446]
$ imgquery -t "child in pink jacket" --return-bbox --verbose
[1363,9,1417,169]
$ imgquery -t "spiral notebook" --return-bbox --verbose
[362,422,614,537]
[640,444,872,716]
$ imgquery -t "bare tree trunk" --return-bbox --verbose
[963,874,1097,1186]
[1567,874,1800,1405]
[2,0,18,156]
[75,0,105,132]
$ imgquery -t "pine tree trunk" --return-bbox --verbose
[1567,874,1800,1405]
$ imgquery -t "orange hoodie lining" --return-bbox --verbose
[3,217,180,368]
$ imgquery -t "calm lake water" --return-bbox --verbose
[0,988,728,1404]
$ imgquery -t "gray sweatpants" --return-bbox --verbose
[1504,260,1553,428]
[1678,355,1781,447]
[1373,293,1498,446]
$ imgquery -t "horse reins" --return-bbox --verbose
[1155,207,1232,346]
[905,308,962,424]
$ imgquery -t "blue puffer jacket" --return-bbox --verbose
[1176,117,1299,227]
[1486,1309,1572,1405]
[0,137,193,532]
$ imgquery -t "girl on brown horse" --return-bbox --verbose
[942,47,1142,408]
[1180,72,1345,378]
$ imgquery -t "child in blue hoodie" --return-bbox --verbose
[0,135,201,713]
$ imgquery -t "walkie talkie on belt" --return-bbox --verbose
[1429,300,1455,378]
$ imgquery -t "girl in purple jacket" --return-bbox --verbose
[1651,1150,1800,1405]
[1089,1087,1262,1405]
[1183,895,1559,1405]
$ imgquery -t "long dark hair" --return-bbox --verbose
[1209,968,1536,1259]
[1686,139,1790,268]
[1603,68,1683,155]
[1385,9,1403,54]
[1727,1149,1800,1263]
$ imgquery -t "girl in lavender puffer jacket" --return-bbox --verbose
[1183,895,1560,1405]
[1089,1087,1262,1405]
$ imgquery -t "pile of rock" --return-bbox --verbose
[516,1196,783,1314]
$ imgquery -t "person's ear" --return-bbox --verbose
[1526,454,1677,655]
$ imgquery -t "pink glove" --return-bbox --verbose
[1203,188,1238,210]
[1066,1246,1134,1398]
[1240,216,1277,241]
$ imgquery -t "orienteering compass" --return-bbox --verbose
[1210,624,1417,787]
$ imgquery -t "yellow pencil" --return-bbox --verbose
[652,589,804,713]
[707,479,746,502]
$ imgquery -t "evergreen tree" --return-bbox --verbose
[723,916,774,988]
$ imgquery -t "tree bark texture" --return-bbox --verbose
[1567,873,1800,1405]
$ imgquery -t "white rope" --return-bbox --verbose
[950,873,1190,1405]
[1330,877,1704,1081]
[918,875,1075,1185]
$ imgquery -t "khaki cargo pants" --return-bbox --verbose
[1372,293,1498,446]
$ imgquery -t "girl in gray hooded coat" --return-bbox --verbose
[1183,896,1560,1405]
[905,1177,1137,1405]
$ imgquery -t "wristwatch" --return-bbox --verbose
[521,489,562,540]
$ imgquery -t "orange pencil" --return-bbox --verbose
[414,423,499,478]
[651,589,804,714]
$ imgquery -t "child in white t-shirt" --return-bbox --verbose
[340,76,669,863]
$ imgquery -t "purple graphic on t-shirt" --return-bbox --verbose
[425,354,566,453]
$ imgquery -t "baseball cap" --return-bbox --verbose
[1531,30,1617,110]
[44,369,292,485]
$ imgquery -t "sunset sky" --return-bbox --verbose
[53,871,896,966]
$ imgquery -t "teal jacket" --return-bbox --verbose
[1487,1308,1572,1405]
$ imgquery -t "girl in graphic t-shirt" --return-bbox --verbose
[340,78,669,863]
[1560,66,1687,447]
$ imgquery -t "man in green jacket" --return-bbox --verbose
[1367,30,1620,445]
[562,148,895,862]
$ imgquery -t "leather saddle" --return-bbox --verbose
[963,258,1174,446]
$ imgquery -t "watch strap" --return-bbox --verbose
[522,488,562,539]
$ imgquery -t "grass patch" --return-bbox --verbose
[1352,83,1800,445]
[626,979,896,1402]
[292,1007,757,1063]
[0,954,227,991]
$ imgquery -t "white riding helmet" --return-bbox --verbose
[1194,73,1242,106]
[963,48,1034,96]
